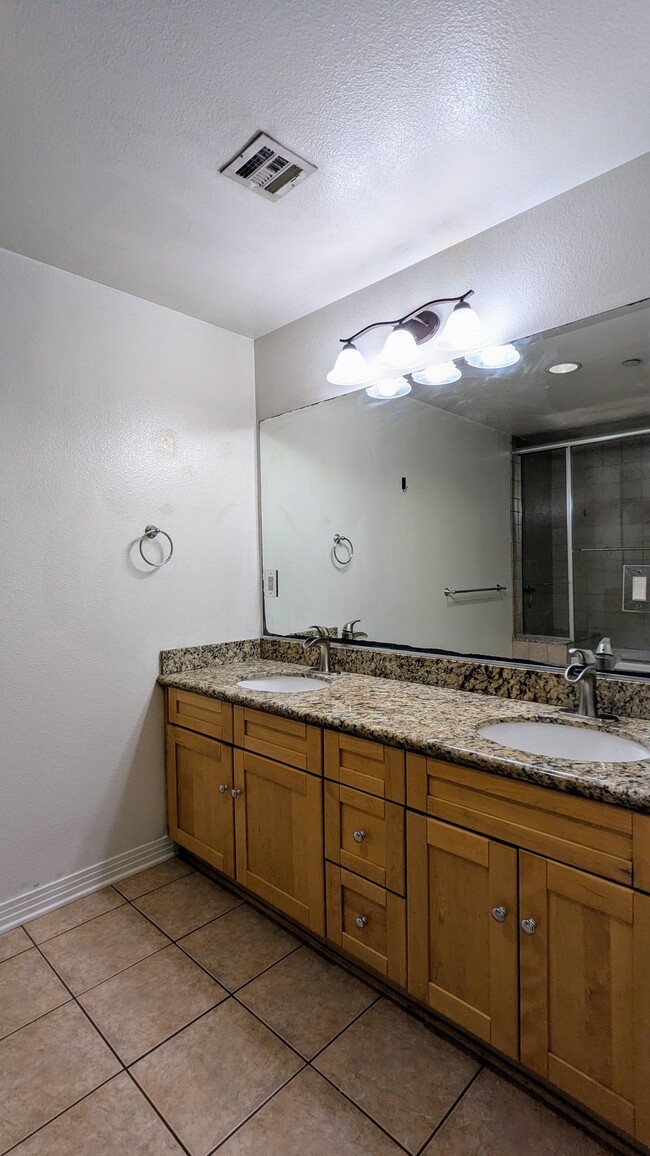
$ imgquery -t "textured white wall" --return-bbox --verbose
[260,391,512,656]
[255,153,650,419]
[0,248,259,905]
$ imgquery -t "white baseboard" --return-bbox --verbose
[0,835,176,934]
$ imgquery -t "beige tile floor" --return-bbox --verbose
[0,859,618,1156]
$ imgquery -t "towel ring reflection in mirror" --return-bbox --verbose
[333,534,354,565]
[139,525,174,568]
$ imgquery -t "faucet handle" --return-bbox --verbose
[568,647,596,666]
[307,625,330,638]
[342,619,368,641]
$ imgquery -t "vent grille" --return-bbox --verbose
[221,133,316,201]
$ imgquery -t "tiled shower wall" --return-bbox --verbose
[514,434,650,658]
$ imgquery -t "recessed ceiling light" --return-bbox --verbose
[548,362,582,374]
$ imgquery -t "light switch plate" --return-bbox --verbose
[623,565,650,612]
[263,569,278,598]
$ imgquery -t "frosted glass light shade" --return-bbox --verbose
[376,325,420,371]
[435,301,493,353]
[412,361,462,385]
[326,342,370,385]
[365,377,411,400]
[465,343,520,369]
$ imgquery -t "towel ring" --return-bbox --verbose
[333,534,354,565]
[139,525,174,568]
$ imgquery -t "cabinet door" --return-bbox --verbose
[234,749,325,934]
[326,864,406,986]
[166,725,235,877]
[520,853,650,1144]
[407,812,518,1059]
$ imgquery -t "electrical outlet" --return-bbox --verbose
[263,569,278,597]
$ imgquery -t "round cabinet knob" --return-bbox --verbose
[353,830,367,844]
[231,788,242,799]
[491,905,507,923]
[521,917,537,935]
[218,784,228,794]
[355,916,368,930]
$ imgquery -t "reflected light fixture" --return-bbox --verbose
[465,343,520,369]
[326,289,490,390]
[412,361,462,386]
[548,362,581,374]
[365,377,411,400]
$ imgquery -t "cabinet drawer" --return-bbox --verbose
[326,864,406,985]
[325,782,405,894]
[324,730,404,803]
[234,706,322,774]
[167,688,233,743]
[407,753,633,885]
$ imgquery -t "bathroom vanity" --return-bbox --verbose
[160,658,650,1150]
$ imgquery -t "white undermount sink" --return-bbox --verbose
[237,675,331,693]
[478,720,650,763]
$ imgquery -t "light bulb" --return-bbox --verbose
[465,344,520,369]
[326,342,370,386]
[376,325,420,371]
[548,362,581,374]
[365,377,412,400]
[435,301,493,353]
[412,361,462,386]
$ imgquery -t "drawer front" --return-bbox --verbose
[325,782,405,894]
[324,730,405,803]
[407,753,633,885]
[167,688,233,743]
[326,864,406,985]
[234,706,322,774]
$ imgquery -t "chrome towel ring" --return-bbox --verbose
[139,525,174,568]
[333,534,354,565]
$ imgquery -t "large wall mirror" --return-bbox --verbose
[259,298,650,671]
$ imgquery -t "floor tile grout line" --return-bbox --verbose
[127,894,246,942]
[307,992,382,1064]
[207,1066,308,1155]
[113,863,195,902]
[20,893,128,946]
[123,1068,194,1156]
[0,993,73,1045]
[0,1071,122,1156]
[303,1064,413,1155]
[413,1065,484,1156]
[42,941,173,999]
[123,992,230,1068]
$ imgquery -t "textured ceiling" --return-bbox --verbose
[1,1,650,338]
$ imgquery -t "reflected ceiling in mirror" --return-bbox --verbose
[259,298,650,666]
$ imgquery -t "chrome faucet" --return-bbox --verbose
[303,626,333,674]
[341,619,368,642]
[564,648,598,717]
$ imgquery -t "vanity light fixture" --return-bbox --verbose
[365,377,411,400]
[327,289,489,387]
[465,343,521,369]
[548,362,582,374]
[411,361,462,386]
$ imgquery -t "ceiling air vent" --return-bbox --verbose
[220,132,316,201]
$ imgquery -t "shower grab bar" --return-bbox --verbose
[444,584,507,596]
[577,546,646,552]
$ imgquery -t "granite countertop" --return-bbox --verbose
[158,660,650,812]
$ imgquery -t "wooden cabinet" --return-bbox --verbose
[166,725,235,877]
[519,852,650,1144]
[325,781,405,894]
[324,730,404,802]
[167,688,233,743]
[326,863,406,985]
[234,748,325,934]
[407,811,519,1059]
[234,705,322,774]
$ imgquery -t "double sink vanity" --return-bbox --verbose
[159,647,650,1152]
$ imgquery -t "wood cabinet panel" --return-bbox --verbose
[519,852,650,1143]
[166,725,235,877]
[234,706,322,774]
[167,688,233,743]
[234,748,324,934]
[324,730,405,802]
[326,863,406,986]
[407,753,633,884]
[407,811,519,1059]
[325,781,405,894]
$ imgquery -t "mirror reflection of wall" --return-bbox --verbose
[260,297,650,668]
